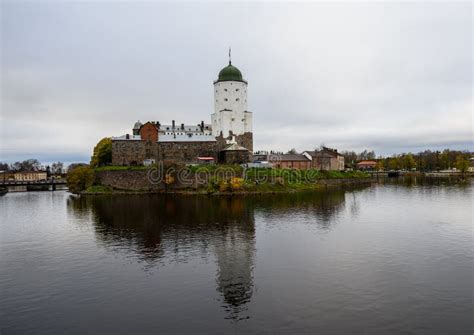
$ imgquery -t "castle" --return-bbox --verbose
[111,56,253,166]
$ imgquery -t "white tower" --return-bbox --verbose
[211,54,252,142]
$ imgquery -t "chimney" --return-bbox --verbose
[172,120,175,130]
[157,121,161,129]
[126,134,130,139]
[181,123,184,130]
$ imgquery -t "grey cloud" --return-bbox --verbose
[1,1,472,163]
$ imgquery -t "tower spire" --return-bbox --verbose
[229,47,231,65]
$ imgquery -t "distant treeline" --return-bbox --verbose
[0,159,64,174]
[341,149,472,171]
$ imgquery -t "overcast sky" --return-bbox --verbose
[1,1,472,164]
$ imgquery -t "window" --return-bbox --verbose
[236,98,240,101]
[224,98,228,101]
[236,88,239,91]
[224,88,227,92]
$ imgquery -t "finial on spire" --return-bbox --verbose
[229,47,232,65]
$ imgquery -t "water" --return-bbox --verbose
[1,181,472,334]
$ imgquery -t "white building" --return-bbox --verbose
[211,60,253,139]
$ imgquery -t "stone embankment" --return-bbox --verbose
[89,169,373,195]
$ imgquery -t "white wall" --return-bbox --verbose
[212,81,252,137]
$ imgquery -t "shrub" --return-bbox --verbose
[66,166,95,194]
[229,177,244,191]
[218,180,229,192]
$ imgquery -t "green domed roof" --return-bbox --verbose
[217,62,244,82]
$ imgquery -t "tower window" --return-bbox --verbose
[224,98,228,101]
[224,89,227,92]
[236,88,239,91]
[236,98,240,101]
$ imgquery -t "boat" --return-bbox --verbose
[0,187,8,196]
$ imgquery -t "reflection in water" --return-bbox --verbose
[67,188,353,320]
[68,195,257,320]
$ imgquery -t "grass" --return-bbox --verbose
[84,185,114,193]
[244,168,370,180]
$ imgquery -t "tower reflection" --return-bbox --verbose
[67,187,357,320]
[68,195,256,320]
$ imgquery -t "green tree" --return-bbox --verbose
[403,153,416,170]
[90,138,112,168]
[439,150,450,170]
[455,155,469,174]
[66,166,95,194]
[388,157,400,170]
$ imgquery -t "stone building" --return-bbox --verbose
[219,143,250,165]
[111,56,253,166]
[303,147,345,171]
[270,154,312,170]
[112,121,217,166]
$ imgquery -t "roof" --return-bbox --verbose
[304,148,343,158]
[158,134,216,142]
[160,124,212,132]
[357,160,377,165]
[112,134,142,141]
[216,62,246,83]
[223,143,248,151]
[271,154,310,162]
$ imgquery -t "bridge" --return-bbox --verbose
[0,179,67,186]
[0,179,67,191]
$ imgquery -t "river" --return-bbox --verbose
[0,179,472,334]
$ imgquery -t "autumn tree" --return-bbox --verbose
[66,165,95,194]
[90,138,112,168]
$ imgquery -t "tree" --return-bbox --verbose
[375,160,384,171]
[90,138,112,168]
[10,159,41,171]
[51,162,64,175]
[67,163,88,173]
[341,151,357,169]
[387,157,400,170]
[66,165,95,194]
[439,150,450,170]
[455,155,469,174]
[403,153,416,170]
[0,162,9,171]
[287,148,297,154]
[366,151,376,160]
